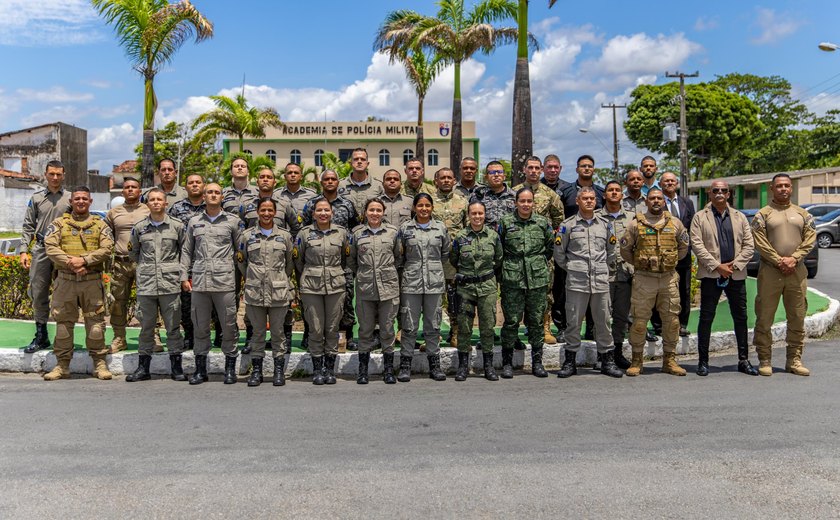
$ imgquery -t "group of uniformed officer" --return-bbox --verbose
[20,152,816,384]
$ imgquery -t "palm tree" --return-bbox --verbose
[375,0,522,179]
[92,0,214,188]
[191,93,285,154]
[511,0,555,185]
[396,48,444,165]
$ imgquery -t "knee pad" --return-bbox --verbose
[87,320,105,341]
[55,321,73,340]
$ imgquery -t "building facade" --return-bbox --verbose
[222,121,479,180]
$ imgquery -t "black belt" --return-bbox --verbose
[114,254,131,262]
[460,271,496,284]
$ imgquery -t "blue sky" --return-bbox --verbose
[2,0,840,179]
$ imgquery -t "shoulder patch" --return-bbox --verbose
[620,237,628,247]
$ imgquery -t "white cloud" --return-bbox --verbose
[88,123,140,174]
[751,8,803,45]
[0,89,21,126]
[0,0,103,46]
[21,106,86,127]
[16,86,94,103]
[694,16,719,31]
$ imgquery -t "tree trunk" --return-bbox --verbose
[510,0,531,187]
[142,75,157,188]
[450,61,463,180]
[416,96,425,165]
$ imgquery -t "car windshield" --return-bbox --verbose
[817,208,840,222]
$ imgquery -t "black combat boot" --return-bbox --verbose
[301,324,310,352]
[189,355,208,385]
[324,354,337,384]
[428,354,447,381]
[169,354,187,381]
[557,349,577,378]
[531,346,548,378]
[397,355,412,382]
[346,333,359,352]
[382,352,397,384]
[482,351,498,381]
[223,356,238,384]
[242,322,254,354]
[311,356,325,385]
[613,342,631,370]
[357,352,370,384]
[501,348,514,379]
[696,343,710,376]
[126,355,152,382]
[454,351,470,381]
[23,322,51,354]
[247,357,263,387]
[284,323,293,352]
[273,357,286,386]
[599,350,624,378]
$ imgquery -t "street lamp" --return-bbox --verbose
[578,128,616,173]
[819,41,839,52]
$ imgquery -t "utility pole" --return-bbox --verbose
[665,71,699,195]
[601,103,626,176]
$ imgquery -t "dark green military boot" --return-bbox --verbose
[454,351,470,381]
[501,348,514,379]
[531,346,548,378]
[482,351,498,381]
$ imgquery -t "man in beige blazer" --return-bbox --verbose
[690,180,758,376]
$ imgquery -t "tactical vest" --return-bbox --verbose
[633,212,678,272]
[59,214,105,257]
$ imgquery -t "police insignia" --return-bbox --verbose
[297,215,303,223]
[560,225,566,234]
[679,231,689,243]
[236,251,244,263]
[555,236,562,245]
[127,242,132,251]
[610,235,617,244]
[345,245,351,256]
[807,215,816,230]
[292,247,299,259]
[620,237,628,246]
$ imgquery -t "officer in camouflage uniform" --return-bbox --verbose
[470,161,515,230]
[42,186,115,381]
[620,188,689,377]
[454,157,480,198]
[105,176,150,353]
[751,173,816,376]
[380,169,413,227]
[20,160,71,353]
[432,167,467,348]
[554,186,623,379]
[450,201,503,381]
[498,187,555,379]
[140,158,188,205]
[125,188,186,382]
[338,148,384,216]
[512,156,564,345]
[401,157,434,198]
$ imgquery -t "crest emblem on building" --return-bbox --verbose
[439,123,450,137]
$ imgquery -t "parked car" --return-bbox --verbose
[814,208,840,249]
[740,208,818,279]
[802,203,840,218]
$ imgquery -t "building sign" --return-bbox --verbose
[280,124,419,137]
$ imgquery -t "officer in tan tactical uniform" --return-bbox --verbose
[620,188,689,376]
[42,186,115,381]
[105,176,149,353]
[751,173,816,376]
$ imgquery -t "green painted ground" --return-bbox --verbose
[0,278,829,351]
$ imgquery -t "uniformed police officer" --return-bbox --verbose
[751,173,816,376]
[470,161,516,230]
[237,197,294,387]
[240,166,299,235]
[222,156,257,216]
[380,169,413,227]
[454,157,479,198]
[620,188,689,376]
[397,193,451,382]
[347,198,402,384]
[338,148,384,216]
[498,187,555,379]
[105,176,150,353]
[450,201,503,381]
[294,198,350,385]
[125,188,186,382]
[554,187,623,378]
[42,186,114,381]
[140,158,188,205]
[401,158,434,198]
[180,183,243,385]
[596,180,634,369]
[20,160,71,353]
[432,167,467,348]
[622,170,646,213]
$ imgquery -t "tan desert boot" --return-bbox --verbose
[543,311,557,344]
[661,352,686,376]
[43,359,71,381]
[785,347,810,376]
[91,355,113,380]
[626,352,644,376]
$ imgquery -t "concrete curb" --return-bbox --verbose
[2,290,838,378]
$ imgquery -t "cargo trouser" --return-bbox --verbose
[357,296,399,354]
[28,244,54,323]
[109,258,136,333]
[629,271,680,354]
[565,289,612,353]
[753,263,807,362]
[246,304,289,358]
[400,293,443,356]
[136,293,183,355]
[192,291,237,357]
[50,273,108,361]
[457,292,496,353]
[301,292,345,357]
[501,286,547,351]
[609,279,632,345]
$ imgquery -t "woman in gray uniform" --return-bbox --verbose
[347,198,402,384]
[237,197,294,387]
[397,193,451,382]
[294,198,350,385]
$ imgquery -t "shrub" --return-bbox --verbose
[0,256,33,319]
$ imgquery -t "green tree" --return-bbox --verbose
[134,121,223,183]
[807,109,840,168]
[320,152,354,179]
[191,93,284,153]
[92,0,214,188]
[624,82,762,178]
[375,0,520,179]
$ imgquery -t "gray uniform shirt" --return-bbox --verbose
[347,224,401,301]
[380,192,413,227]
[237,225,294,307]
[275,185,317,217]
[181,210,243,292]
[293,224,349,295]
[222,185,258,217]
[129,215,185,296]
[240,192,300,236]
[20,187,71,253]
[339,175,385,216]
[398,219,451,295]
[595,207,635,282]
[554,213,616,294]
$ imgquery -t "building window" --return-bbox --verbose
[290,149,302,165]
[242,149,253,157]
[379,149,390,166]
[427,148,439,167]
[403,149,415,165]
[314,149,325,168]
[266,149,277,163]
[813,186,825,195]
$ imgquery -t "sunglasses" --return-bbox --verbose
[711,188,729,194]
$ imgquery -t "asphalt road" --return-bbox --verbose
[809,246,840,298]
[1,340,838,519]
